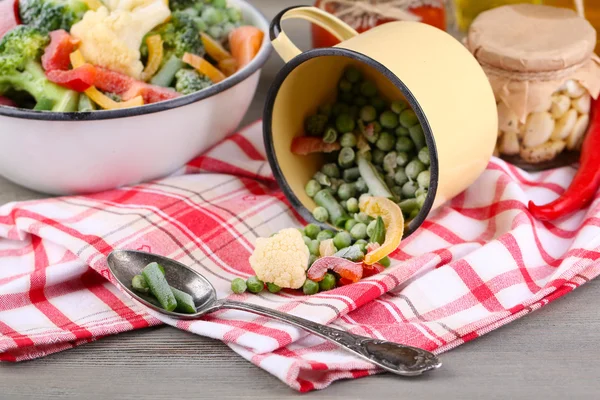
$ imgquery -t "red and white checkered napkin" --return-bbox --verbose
[1,121,600,391]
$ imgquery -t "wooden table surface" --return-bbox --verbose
[1,2,599,399]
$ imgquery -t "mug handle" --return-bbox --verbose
[269,5,359,63]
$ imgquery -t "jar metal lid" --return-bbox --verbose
[467,4,596,73]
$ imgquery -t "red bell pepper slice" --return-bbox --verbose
[307,256,363,283]
[0,96,16,107]
[46,64,97,92]
[42,30,80,72]
[94,67,179,104]
[361,263,385,278]
[0,0,20,40]
[291,137,341,155]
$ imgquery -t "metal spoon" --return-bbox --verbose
[107,250,442,377]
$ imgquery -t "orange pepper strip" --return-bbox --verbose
[218,58,238,77]
[141,35,164,82]
[359,197,405,265]
[182,52,226,83]
[200,33,233,62]
[70,50,144,110]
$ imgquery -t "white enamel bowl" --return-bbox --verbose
[0,0,271,195]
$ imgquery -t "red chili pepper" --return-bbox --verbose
[528,99,600,221]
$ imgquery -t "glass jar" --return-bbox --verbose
[453,0,541,33]
[466,4,600,169]
[543,0,600,54]
[312,0,446,49]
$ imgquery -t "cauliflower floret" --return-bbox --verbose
[70,1,169,78]
[249,228,309,289]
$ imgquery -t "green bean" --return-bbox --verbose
[340,132,358,148]
[409,125,426,150]
[323,127,338,144]
[406,159,426,180]
[337,183,356,200]
[313,206,329,223]
[142,263,177,312]
[369,217,386,245]
[78,94,96,112]
[313,171,331,187]
[402,181,418,198]
[344,66,362,83]
[396,152,410,167]
[398,198,419,214]
[418,147,430,166]
[336,113,355,133]
[394,168,409,186]
[371,96,386,111]
[355,178,368,193]
[372,149,385,165]
[172,287,196,314]
[338,147,356,168]
[351,223,368,240]
[231,278,247,294]
[330,178,343,193]
[417,170,430,189]
[395,126,409,137]
[380,111,399,129]
[399,109,419,128]
[383,152,397,173]
[321,163,340,178]
[357,155,393,198]
[346,197,359,213]
[266,282,282,293]
[343,167,361,182]
[333,231,352,249]
[303,279,319,295]
[314,189,349,228]
[391,100,409,114]
[354,96,368,107]
[354,211,370,224]
[376,131,396,152]
[379,256,391,268]
[339,78,353,93]
[360,105,377,122]
[247,276,264,294]
[307,239,320,256]
[319,103,332,117]
[319,273,337,291]
[317,230,335,241]
[132,275,149,294]
[345,218,358,231]
[305,179,321,198]
[151,55,184,87]
[332,103,349,116]
[354,239,368,253]
[360,81,378,97]
[395,136,415,152]
[304,223,321,239]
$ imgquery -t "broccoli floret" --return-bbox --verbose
[174,68,212,95]
[0,26,78,112]
[305,114,329,136]
[169,0,196,11]
[19,0,88,33]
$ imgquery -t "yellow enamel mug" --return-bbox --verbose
[263,6,498,236]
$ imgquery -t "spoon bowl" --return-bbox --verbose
[107,249,442,376]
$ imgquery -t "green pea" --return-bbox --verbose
[350,223,368,240]
[231,278,247,294]
[346,197,359,213]
[340,132,358,148]
[307,239,320,256]
[338,147,356,168]
[417,170,431,189]
[360,81,378,97]
[366,219,377,237]
[304,223,321,239]
[318,103,333,117]
[354,211,370,224]
[399,109,419,128]
[372,149,385,165]
[321,163,340,178]
[391,186,403,199]
[354,239,368,253]
[391,100,409,114]
[246,276,264,294]
[333,231,352,249]
[313,171,331,187]
[395,126,409,137]
[336,113,356,133]
[406,159,426,180]
[379,256,391,268]
[303,279,319,295]
[354,96,368,107]
[339,91,353,104]
[376,131,396,152]
[371,96,386,111]
[415,187,427,199]
[339,78,353,93]
[396,152,410,167]
[345,218,358,231]
[418,146,430,166]
[332,103,349,116]
[317,230,335,241]
[323,127,338,144]
[409,125,426,150]
[266,282,282,293]
[344,66,362,83]
[416,191,427,208]
[360,105,377,122]
[402,180,418,198]
[337,182,356,200]
[380,111,399,129]
[395,136,415,152]
[305,179,321,198]
[355,178,368,193]
[319,273,337,291]
[343,167,361,182]
[309,254,317,267]
[313,206,329,222]
[394,168,409,186]
[383,152,398,173]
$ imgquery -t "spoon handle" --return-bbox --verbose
[215,300,441,376]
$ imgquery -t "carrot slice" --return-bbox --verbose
[229,26,264,70]
[218,58,238,77]
[141,35,164,82]
[201,33,233,62]
[182,52,226,83]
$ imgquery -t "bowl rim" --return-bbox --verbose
[0,0,272,122]
[263,47,439,238]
